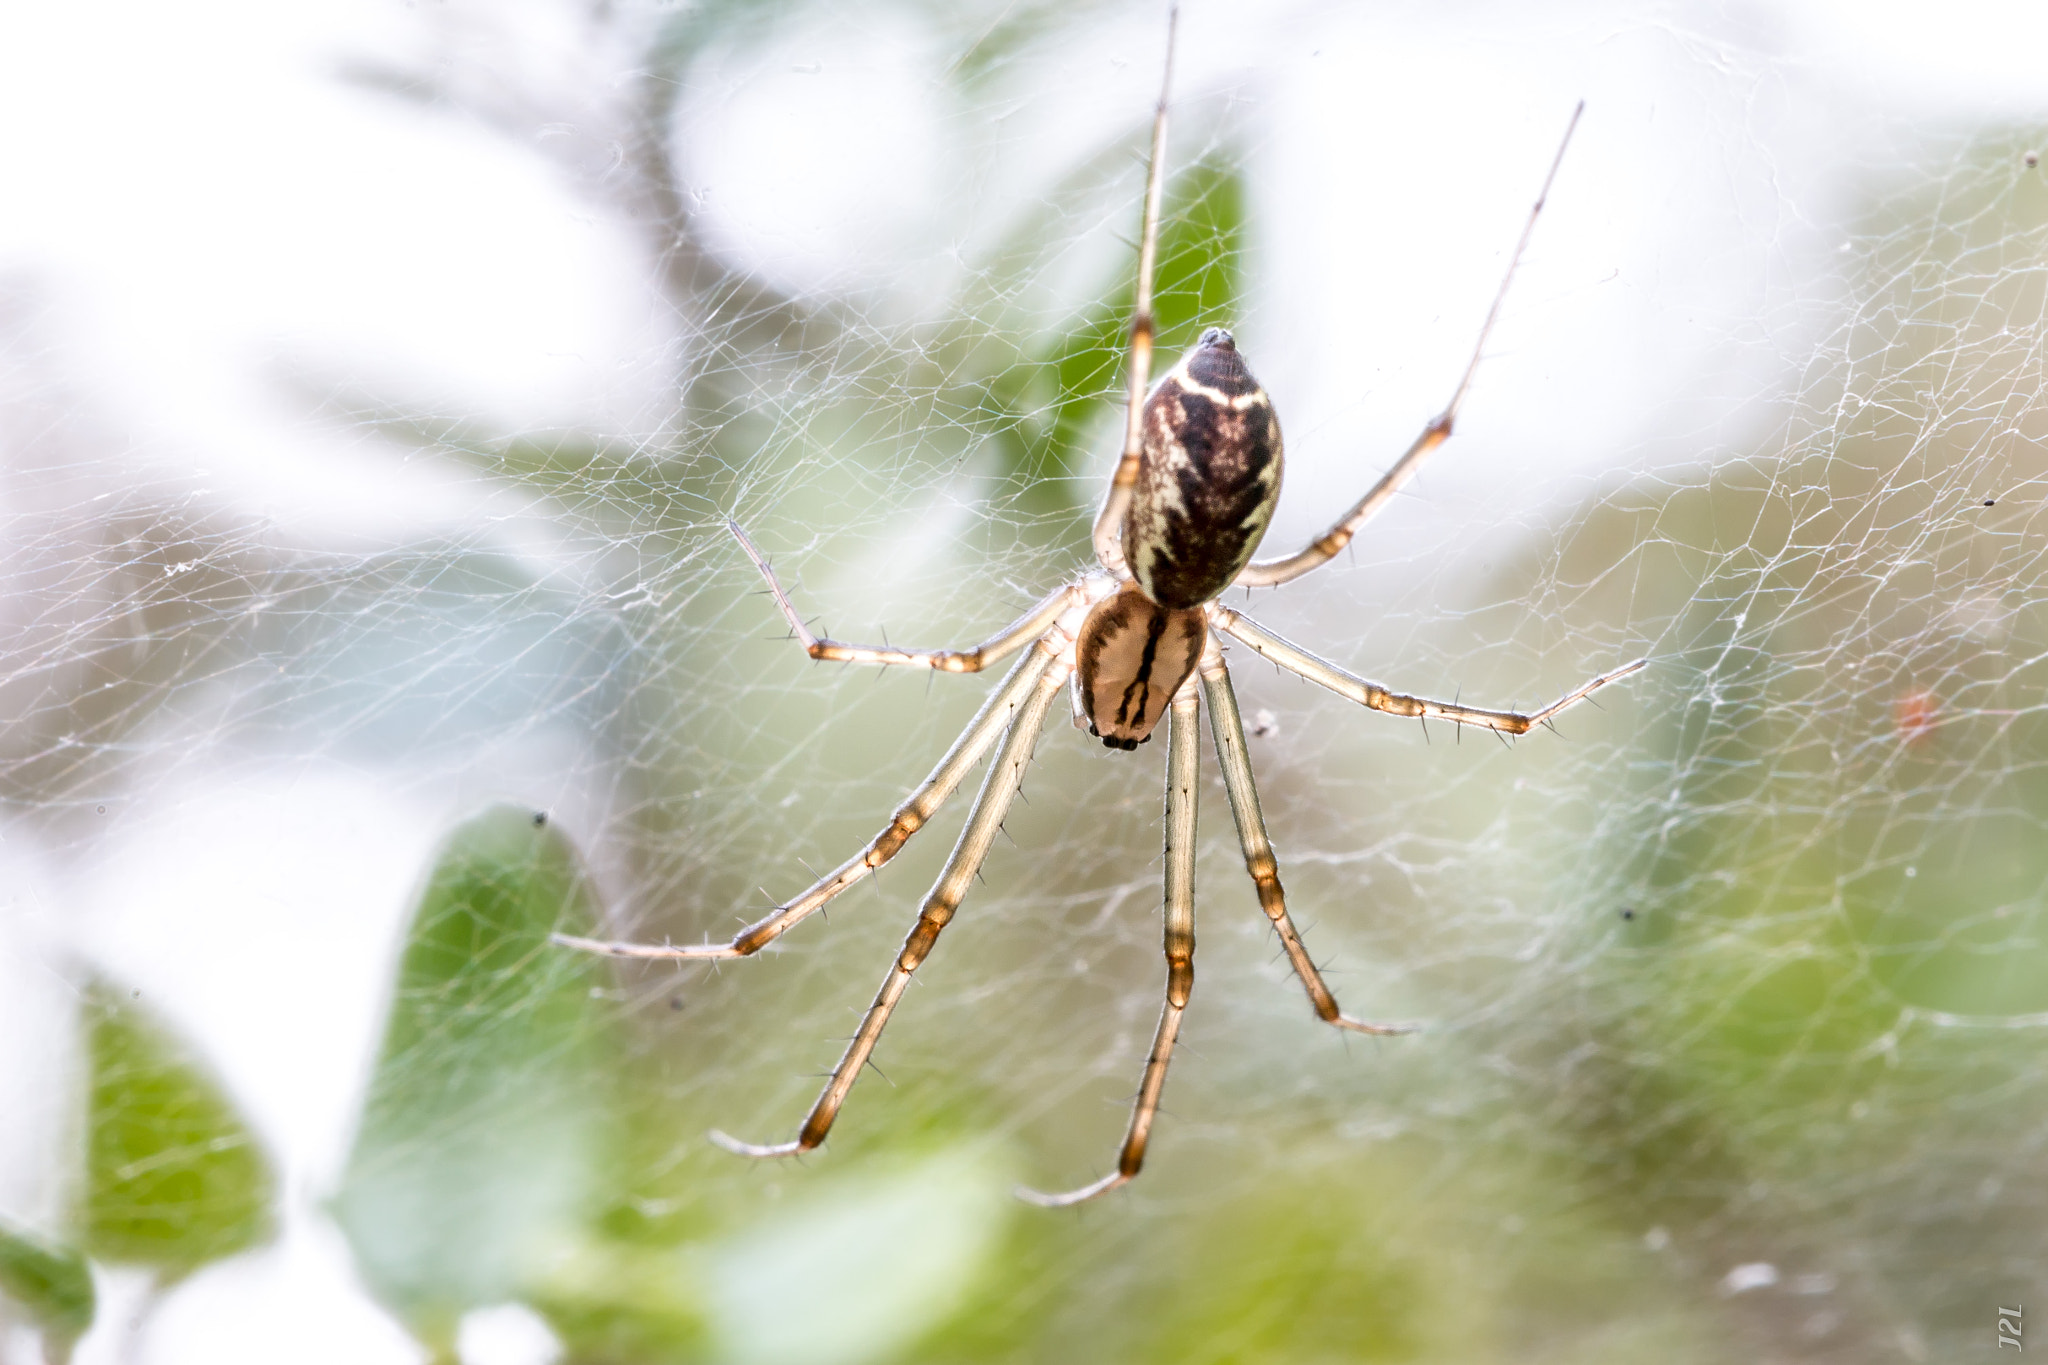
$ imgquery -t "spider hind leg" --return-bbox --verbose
[1201,649,1415,1036]
[710,656,1070,1161]
[1020,681,1201,1207]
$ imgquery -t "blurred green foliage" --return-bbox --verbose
[78,980,275,1276]
[333,806,622,1352]
[988,160,1245,517]
[1491,126,2048,1354]
[0,1219,94,1362]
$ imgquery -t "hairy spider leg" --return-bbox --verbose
[1235,101,1586,590]
[1199,647,1412,1035]
[729,519,1080,673]
[1211,607,1647,735]
[552,646,1059,962]
[712,648,1070,1158]
[1018,679,1200,1206]
[1090,3,1177,576]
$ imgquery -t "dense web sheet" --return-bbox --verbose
[2,1,2047,1362]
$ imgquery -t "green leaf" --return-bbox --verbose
[332,805,619,1347]
[77,981,275,1275]
[0,1219,94,1357]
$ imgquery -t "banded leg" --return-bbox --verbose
[1213,606,1646,735]
[712,658,1069,1158]
[1201,653,1410,1036]
[1089,5,1177,575]
[732,519,1079,672]
[555,644,1060,961]
[1235,103,1584,590]
[1019,683,1200,1207]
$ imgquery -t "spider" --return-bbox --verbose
[555,13,1644,1206]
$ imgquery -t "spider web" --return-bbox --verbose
[1,1,2045,1362]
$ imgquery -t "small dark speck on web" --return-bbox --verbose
[2026,150,2039,168]
[1621,907,1636,921]
[1983,498,1996,507]
[533,811,548,826]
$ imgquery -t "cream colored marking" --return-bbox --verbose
[1159,356,1273,412]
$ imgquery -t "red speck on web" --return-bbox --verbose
[1894,690,1938,747]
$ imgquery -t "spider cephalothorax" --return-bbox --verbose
[555,12,1642,1207]
[1073,578,1206,749]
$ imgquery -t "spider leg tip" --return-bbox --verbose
[1014,1173,1126,1208]
[709,1130,804,1160]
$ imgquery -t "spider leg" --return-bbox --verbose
[1018,680,1199,1207]
[554,644,1061,962]
[1199,649,1411,1035]
[731,519,1079,672]
[1234,103,1584,590]
[1211,605,1646,735]
[710,655,1069,1160]
[1089,5,1176,576]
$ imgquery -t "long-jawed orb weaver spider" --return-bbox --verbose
[555,9,1645,1206]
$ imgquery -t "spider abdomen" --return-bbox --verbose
[1123,327,1283,609]
[1074,581,1206,749]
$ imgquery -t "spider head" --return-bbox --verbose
[1196,326,1235,350]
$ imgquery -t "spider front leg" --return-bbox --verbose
[554,644,1060,962]
[1212,607,1646,735]
[1020,680,1200,1207]
[711,654,1069,1159]
[1200,649,1412,1036]
[1088,5,1175,575]
[731,520,1079,673]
